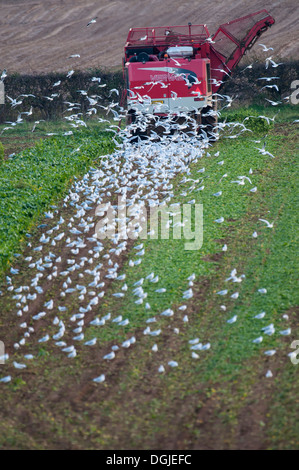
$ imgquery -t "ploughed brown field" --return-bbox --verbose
[0,0,298,74]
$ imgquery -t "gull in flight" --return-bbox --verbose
[265,57,283,69]
[0,69,7,81]
[203,35,216,44]
[257,76,279,82]
[212,67,231,76]
[261,84,279,92]
[258,44,274,52]
[245,114,276,125]
[270,59,284,68]
[259,218,274,228]
[6,95,23,107]
[87,17,98,27]
[255,142,275,158]
[265,98,282,106]
[241,63,255,72]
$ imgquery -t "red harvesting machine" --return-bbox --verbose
[122,10,275,130]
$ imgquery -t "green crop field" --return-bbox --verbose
[0,122,115,272]
[0,104,298,450]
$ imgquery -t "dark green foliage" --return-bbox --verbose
[221,60,299,105]
[0,141,4,163]
[0,127,115,271]
[220,107,274,132]
[0,69,124,123]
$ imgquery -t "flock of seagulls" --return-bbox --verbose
[0,38,295,388]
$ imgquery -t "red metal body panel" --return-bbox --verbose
[127,58,209,97]
[210,10,275,92]
[127,57,211,115]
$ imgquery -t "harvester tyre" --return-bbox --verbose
[200,98,218,138]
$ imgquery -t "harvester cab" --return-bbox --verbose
[122,9,275,134]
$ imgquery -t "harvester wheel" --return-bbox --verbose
[126,109,137,126]
[200,97,218,137]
